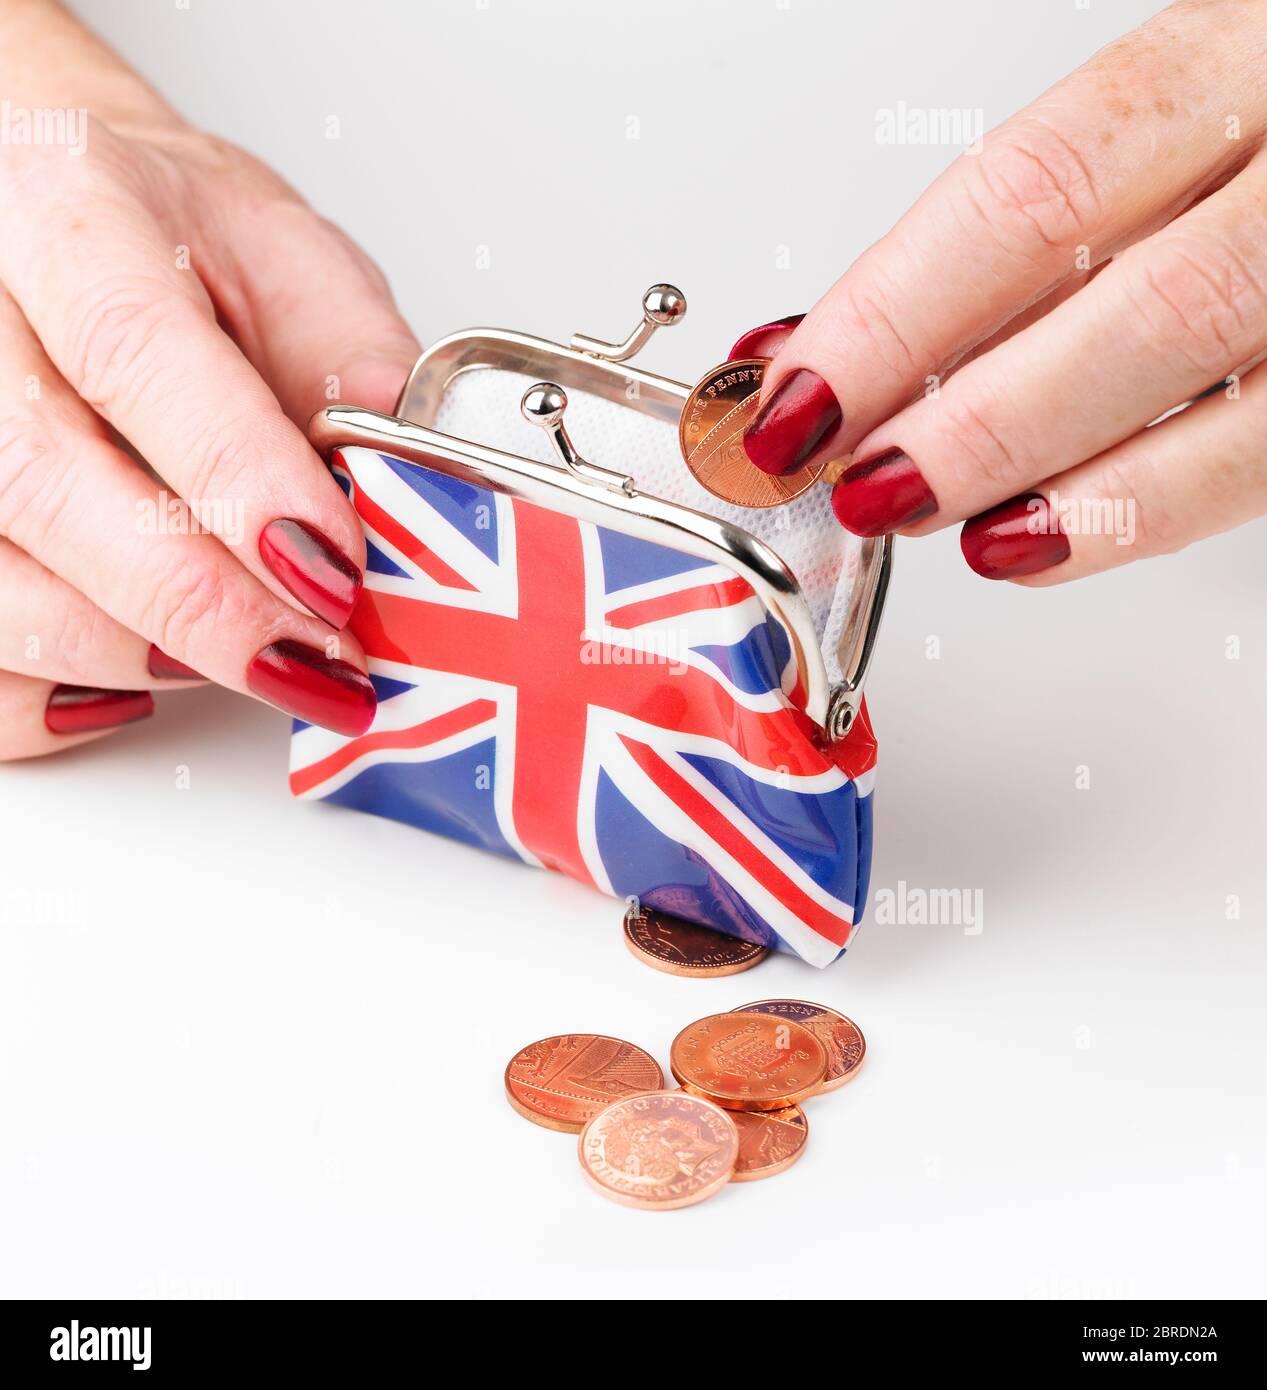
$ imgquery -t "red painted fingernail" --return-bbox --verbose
[728,314,805,361]
[246,639,375,735]
[259,519,362,630]
[741,369,842,476]
[960,493,1071,579]
[45,686,153,734]
[147,644,202,681]
[831,448,938,537]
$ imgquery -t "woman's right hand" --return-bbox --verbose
[0,0,419,758]
[735,0,1267,588]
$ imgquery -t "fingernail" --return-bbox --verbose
[960,493,1071,579]
[246,639,375,735]
[742,369,842,476]
[259,519,362,630]
[147,644,202,681]
[830,447,938,536]
[728,314,805,361]
[45,685,153,734]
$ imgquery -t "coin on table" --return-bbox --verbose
[729,1104,809,1182]
[504,1034,664,1133]
[678,357,827,508]
[578,1090,738,1210]
[623,905,768,977]
[669,1010,828,1111]
[735,999,866,1092]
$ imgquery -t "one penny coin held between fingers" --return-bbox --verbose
[729,1104,809,1182]
[623,906,768,977]
[679,358,826,508]
[578,1090,739,1210]
[670,1011,828,1111]
[504,1034,665,1133]
[736,999,866,1092]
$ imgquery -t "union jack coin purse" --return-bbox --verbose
[294,287,892,967]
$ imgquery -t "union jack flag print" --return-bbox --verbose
[289,446,877,966]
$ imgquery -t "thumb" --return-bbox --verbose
[231,216,420,423]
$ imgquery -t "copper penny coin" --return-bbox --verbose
[669,1010,828,1111]
[578,1090,738,1210]
[678,358,827,508]
[504,1034,664,1133]
[729,1104,809,1182]
[736,999,866,1092]
[623,905,768,977]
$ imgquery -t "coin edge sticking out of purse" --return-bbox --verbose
[820,454,852,486]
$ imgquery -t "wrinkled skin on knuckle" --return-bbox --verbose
[940,388,1033,493]
[46,596,116,685]
[967,119,1103,259]
[64,279,211,416]
[139,551,250,661]
[0,416,84,557]
[0,412,57,536]
[1096,452,1184,558]
[1127,233,1267,379]
[175,407,268,520]
[829,271,926,381]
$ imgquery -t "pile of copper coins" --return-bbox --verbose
[503,906,865,1210]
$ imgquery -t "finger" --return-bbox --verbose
[943,263,1110,376]
[0,140,367,629]
[738,0,1265,477]
[0,435,377,734]
[728,315,805,362]
[0,537,204,686]
[222,209,421,421]
[832,162,1267,536]
[728,273,1106,408]
[959,362,1267,585]
[0,668,152,762]
[0,319,376,735]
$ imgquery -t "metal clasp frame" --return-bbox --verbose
[308,286,892,741]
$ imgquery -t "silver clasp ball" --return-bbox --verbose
[570,283,687,364]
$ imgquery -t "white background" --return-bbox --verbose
[1,0,1264,1299]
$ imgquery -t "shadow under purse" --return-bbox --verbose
[294,286,891,968]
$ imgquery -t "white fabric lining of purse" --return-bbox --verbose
[431,367,863,688]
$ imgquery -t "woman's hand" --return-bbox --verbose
[0,0,419,758]
[734,0,1267,584]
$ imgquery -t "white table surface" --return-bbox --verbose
[1,0,1262,1299]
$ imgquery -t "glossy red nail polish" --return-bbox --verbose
[246,639,375,736]
[147,644,202,681]
[831,448,938,537]
[45,685,154,734]
[960,493,1071,579]
[728,314,805,361]
[742,369,842,476]
[259,519,362,630]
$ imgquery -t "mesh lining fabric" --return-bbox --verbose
[430,367,861,684]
